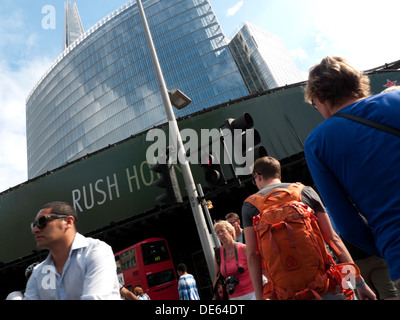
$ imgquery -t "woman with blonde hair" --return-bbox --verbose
[213,220,255,300]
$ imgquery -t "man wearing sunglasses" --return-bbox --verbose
[24,201,121,300]
[225,213,244,243]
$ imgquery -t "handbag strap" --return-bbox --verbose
[223,243,241,276]
[214,247,221,267]
[333,113,400,137]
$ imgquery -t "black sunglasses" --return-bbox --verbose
[252,172,259,185]
[31,215,69,230]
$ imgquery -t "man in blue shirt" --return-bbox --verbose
[24,201,121,300]
[177,263,200,300]
[304,56,400,289]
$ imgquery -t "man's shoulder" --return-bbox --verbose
[258,183,292,195]
[74,233,110,250]
[31,255,52,274]
[72,233,113,261]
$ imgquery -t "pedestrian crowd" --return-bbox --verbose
[5,56,400,301]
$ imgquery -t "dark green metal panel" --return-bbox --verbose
[0,71,398,263]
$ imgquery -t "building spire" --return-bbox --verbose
[63,0,84,50]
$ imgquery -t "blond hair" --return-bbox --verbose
[213,220,236,239]
[304,56,370,107]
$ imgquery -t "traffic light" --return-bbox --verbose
[224,112,267,172]
[150,150,182,204]
[201,153,226,186]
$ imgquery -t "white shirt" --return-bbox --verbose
[6,291,24,300]
[24,233,121,300]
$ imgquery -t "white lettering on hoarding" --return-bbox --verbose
[72,174,120,212]
[72,162,158,213]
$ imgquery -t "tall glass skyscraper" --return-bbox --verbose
[229,22,304,93]
[26,0,248,179]
[63,0,84,50]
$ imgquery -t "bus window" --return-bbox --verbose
[147,269,175,288]
[141,241,170,265]
[115,255,122,273]
[121,248,136,270]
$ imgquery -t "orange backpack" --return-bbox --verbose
[245,183,359,300]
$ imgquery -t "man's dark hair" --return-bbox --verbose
[225,212,239,220]
[176,263,187,273]
[41,201,78,228]
[252,156,281,180]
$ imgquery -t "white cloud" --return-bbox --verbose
[227,1,244,17]
[311,0,400,70]
[0,57,51,192]
[290,47,308,61]
[0,5,53,192]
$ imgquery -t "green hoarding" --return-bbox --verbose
[0,70,398,264]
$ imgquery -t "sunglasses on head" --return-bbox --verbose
[30,215,69,230]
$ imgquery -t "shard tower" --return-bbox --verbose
[63,0,84,49]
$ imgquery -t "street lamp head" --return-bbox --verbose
[168,89,192,109]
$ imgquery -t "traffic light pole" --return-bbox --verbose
[197,183,220,249]
[137,0,217,282]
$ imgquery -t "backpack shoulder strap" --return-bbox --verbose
[244,193,266,209]
[245,183,305,210]
[286,182,305,201]
[333,113,400,137]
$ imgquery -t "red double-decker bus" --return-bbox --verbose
[114,238,179,300]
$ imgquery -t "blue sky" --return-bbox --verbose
[1,0,400,191]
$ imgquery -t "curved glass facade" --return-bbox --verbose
[26,0,248,178]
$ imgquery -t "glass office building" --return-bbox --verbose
[26,0,248,178]
[229,22,304,93]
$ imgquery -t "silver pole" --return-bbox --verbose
[136,0,216,282]
[197,183,220,248]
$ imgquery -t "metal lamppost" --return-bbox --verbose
[136,0,216,281]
